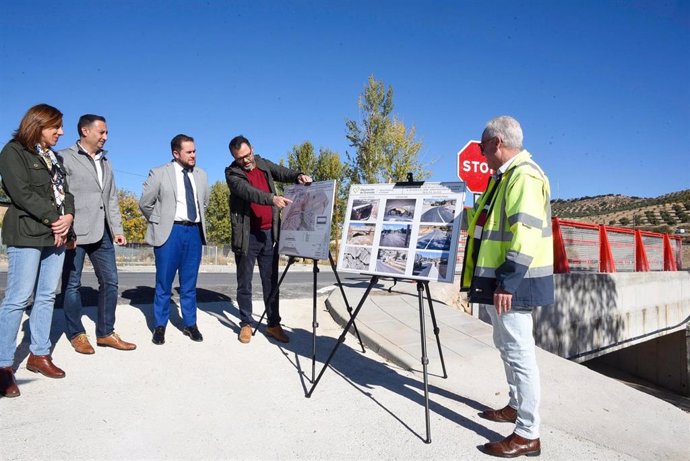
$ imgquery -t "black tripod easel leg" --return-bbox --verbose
[306,275,379,398]
[417,281,432,444]
[424,282,448,379]
[328,252,366,353]
[311,259,318,383]
[253,256,296,336]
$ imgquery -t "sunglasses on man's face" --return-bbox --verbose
[479,137,497,154]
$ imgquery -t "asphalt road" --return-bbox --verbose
[0,269,366,306]
[417,229,451,250]
[420,205,454,223]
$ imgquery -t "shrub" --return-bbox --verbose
[644,210,658,225]
[660,211,676,225]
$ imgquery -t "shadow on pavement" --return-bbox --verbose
[195,289,241,334]
[12,304,71,369]
[121,285,241,335]
[263,322,503,443]
[121,285,184,333]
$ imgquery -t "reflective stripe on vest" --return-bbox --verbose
[475,265,553,279]
[461,151,553,291]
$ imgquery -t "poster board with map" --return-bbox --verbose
[337,182,465,283]
[278,180,336,260]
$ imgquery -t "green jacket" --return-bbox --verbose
[0,141,75,247]
[225,155,301,256]
[461,150,554,308]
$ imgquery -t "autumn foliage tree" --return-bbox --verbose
[118,190,146,243]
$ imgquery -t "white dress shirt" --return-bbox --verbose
[173,161,200,223]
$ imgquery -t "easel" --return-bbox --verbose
[305,274,448,444]
[305,174,449,444]
[253,252,366,383]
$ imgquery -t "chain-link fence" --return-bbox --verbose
[0,240,236,267]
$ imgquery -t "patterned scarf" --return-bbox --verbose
[35,144,67,214]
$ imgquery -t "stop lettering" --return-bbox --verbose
[457,140,494,193]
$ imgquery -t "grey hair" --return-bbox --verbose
[483,115,523,150]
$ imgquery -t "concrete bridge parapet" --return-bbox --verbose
[534,272,690,362]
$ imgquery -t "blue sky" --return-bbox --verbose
[1,0,688,201]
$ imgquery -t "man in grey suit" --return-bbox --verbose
[59,114,136,354]
[139,134,209,345]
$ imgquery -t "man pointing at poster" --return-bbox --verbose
[225,135,312,344]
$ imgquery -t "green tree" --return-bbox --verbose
[118,190,147,243]
[287,141,318,177]
[385,119,424,184]
[315,148,347,244]
[315,148,343,182]
[205,181,231,245]
[345,75,430,184]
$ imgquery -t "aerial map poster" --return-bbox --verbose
[337,182,466,283]
[278,180,336,260]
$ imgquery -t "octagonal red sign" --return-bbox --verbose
[457,140,494,193]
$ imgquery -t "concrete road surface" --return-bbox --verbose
[0,293,641,460]
[1,264,688,460]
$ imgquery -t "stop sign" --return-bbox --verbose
[457,140,494,193]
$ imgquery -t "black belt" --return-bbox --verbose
[174,220,199,226]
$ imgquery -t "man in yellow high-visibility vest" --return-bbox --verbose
[461,116,553,458]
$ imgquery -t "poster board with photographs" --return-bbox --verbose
[278,180,336,260]
[337,182,466,283]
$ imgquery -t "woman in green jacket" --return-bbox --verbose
[0,104,75,398]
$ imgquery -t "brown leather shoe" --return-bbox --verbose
[70,333,95,355]
[97,332,137,351]
[480,432,541,458]
[479,404,518,423]
[266,325,289,343]
[26,354,65,379]
[0,367,20,398]
[238,325,252,344]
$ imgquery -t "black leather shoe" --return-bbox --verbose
[183,324,203,342]
[152,326,166,345]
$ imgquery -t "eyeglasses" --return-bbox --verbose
[234,150,254,163]
[479,137,497,154]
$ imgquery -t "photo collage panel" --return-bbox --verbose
[338,183,465,283]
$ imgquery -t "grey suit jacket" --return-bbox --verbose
[58,143,124,245]
[139,161,209,247]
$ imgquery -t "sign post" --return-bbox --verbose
[457,140,494,194]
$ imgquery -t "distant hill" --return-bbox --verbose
[551,189,690,233]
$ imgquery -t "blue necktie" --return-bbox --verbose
[183,169,197,222]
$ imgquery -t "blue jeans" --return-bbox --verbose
[235,229,280,327]
[0,246,65,367]
[62,228,119,339]
[153,223,202,328]
[484,304,541,439]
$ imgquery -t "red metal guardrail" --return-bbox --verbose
[553,218,682,273]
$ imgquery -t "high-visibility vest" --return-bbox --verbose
[461,150,554,308]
